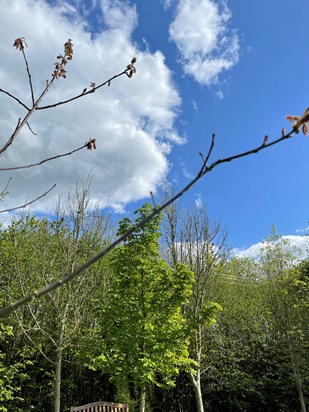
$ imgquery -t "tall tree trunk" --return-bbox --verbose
[139,384,146,412]
[189,371,204,412]
[290,346,306,412]
[54,347,63,412]
[54,304,68,412]
[286,318,307,412]
[295,373,307,412]
[189,327,204,412]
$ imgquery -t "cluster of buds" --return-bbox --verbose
[13,37,28,51]
[286,107,309,135]
[85,138,96,150]
[64,39,73,60]
[52,39,73,79]
[125,57,137,78]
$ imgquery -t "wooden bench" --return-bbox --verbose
[70,401,129,412]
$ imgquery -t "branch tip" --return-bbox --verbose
[150,191,156,209]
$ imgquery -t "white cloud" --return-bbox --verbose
[233,235,309,260]
[180,160,193,179]
[101,0,137,34]
[0,0,182,214]
[233,242,264,260]
[215,90,224,99]
[195,193,203,209]
[169,0,239,85]
[296,225,309,234]
[192,99,198,112]
[163,0,175,10]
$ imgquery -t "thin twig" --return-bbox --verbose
[0,184,56,214]
[0,88,30,111]
[21,48,35,106]
[204,129,294,173]
[205,133,216,165]
[0,76,55,156]
[0,177,12,204]
[0,118,21,156]
[15,311,55,364]
[26,121,37,135]
[150,191,156,209]
[1,177,12,194]
[0,127,295,317]
[0,41,74,156]
[0,143,87,171]
[0,67,130,157]
[198,133,216,176]
[36,70,127,110]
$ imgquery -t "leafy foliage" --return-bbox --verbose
[89,203,194,408]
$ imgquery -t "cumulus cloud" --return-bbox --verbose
[169,0,239,85]
[0,0,182,214]
[233,235,309,260]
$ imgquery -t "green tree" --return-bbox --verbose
[91,203,194,412]
[204,257,274,411]
[0,183,111,412]
[260,229,308,412]
[0,323,22,412]
[203,247,308,411]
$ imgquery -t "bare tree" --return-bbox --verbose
[163,197,228,412]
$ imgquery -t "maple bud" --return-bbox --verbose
[263,135,268,145]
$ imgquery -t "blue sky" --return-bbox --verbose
[0,0,309,255]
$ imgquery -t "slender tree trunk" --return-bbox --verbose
[139,384,146,412]
[290,347,306,412]
[295,372,307,412]
[285,316,307,412]
[189,371,204,412]
[54,304,68,412]
[188,327,204,412]
[54,347,63,412]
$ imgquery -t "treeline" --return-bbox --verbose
[0,187,308,412]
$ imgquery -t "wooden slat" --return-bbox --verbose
[70,401,129,412]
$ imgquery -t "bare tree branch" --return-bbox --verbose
[1,177,12,194]
[0,88,30,111]
[21,47,35,106]
[0,42,135,162]
[0,39,74,157]
[26,121,37,135]
[0,127,296,317]
[203,129,294,174]
[0,143,87,172]
[205,133,216,165]
[0,184,56,214]
[15,311,56,365]
[0,177,12,204]
[36,69,129,110]
[0,118,21,157]
[0,41,134,214]
[0,79,52,156]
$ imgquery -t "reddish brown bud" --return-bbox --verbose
[263,135,268,145]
